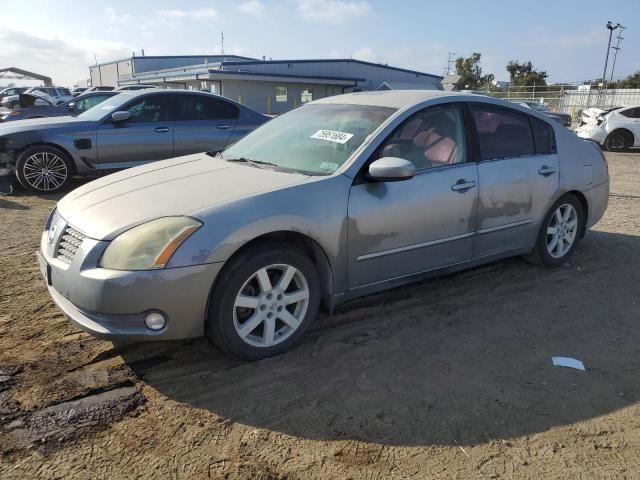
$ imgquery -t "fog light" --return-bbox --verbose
[144,312,166,331]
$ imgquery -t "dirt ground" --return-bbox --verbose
[1,151,639,479]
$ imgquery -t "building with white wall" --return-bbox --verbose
[90,55,442,114]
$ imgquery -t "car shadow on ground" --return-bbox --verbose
[122,230,640,447]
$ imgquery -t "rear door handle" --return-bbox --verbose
[154,127,170,133]
[451,180,476,192]
[216,124,231,130]
[538,166,557,176]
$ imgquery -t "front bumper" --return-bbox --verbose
[37,224,224,341]
[576,124,607,144]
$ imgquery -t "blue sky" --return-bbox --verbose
[0,0,638,86]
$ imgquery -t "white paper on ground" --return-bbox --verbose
[552,357,586,371]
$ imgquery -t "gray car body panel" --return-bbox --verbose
[41,91,609,341]
[0,89,268,175]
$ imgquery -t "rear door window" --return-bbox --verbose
[470,105,535,160]
[175,94,239,121]
[530,117,556,155]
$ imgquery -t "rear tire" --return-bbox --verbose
[604,129,633,152]
[207,244,321,360]
[526,194,584,267]
[16,145,73,194]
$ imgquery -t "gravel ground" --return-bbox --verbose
[1,151,639,479]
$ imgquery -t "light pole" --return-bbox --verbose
[601,21,620,91]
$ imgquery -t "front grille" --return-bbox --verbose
[57,226,86,263]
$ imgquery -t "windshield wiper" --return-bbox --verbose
[225,157,280,169]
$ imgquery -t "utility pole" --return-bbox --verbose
[608,24,626,87]
[601,21,620,90]
[220,32,225,55]
[443,51,456,76]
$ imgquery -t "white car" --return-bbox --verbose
[576,105,640,151]
[0,86,73,109]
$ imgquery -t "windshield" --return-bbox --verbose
[77,93,134,121]
[222,103,395,175]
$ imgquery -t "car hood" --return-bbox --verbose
[0,115,89,135]
[57,153,310,240]
[19,92,55,108]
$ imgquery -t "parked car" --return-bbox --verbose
[0,91,118,123]
[71,87,89,97]
[36,91,610,360]
[516,101,572,128]
[576,105,640,151]
[0,89,268,193]
[1,86,74,109]
[0,86,27,102]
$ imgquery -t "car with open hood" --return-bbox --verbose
[0,90,118,123]
[37,90,609,360]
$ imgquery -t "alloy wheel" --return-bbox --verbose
[22,151,68,192]
[233,264,310,348]
[546,203,578,259]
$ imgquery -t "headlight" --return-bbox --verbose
[100,217,202,270]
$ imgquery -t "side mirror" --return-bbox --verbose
[67,102,76,111]
[367,157,415,182]
[111,111,131,123]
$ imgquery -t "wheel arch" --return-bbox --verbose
[567,190,589,238]
[210,230,334,310]
[606,128,635,148]
[16,142,77,174]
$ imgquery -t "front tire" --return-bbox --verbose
[207,244,321,360]
[527,194,584,267]
[16,145,73,194]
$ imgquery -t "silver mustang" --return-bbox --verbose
[38,91,609,360]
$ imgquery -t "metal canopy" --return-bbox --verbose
[0,67,52,86]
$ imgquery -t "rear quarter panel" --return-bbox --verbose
[554,124,609,226]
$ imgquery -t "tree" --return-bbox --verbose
[506,60,548,89]
[614,71,640,89]
[455,52,495,90]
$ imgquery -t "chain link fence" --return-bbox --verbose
[480,86,640,121]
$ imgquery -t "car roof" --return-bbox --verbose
[313,90,467,109]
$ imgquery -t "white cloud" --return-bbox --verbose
[297,0,371,25]
[104,7,133,24]
[157,8,218,20]
[0,27,134,86]
[238,1,265,15]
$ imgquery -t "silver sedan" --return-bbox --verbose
[38,91,609,360]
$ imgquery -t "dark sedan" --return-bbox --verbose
[0,91,118,123]
[517,101,572,128]
[0,89,269,193]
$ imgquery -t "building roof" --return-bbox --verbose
[92,54,256,68]
[220,58,442,80]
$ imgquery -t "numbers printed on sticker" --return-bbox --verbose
[311,129,354,144]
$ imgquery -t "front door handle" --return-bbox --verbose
[538,166,557,176]
[154,127,170,133]
[216,124,231,130]
[451,180,477,192]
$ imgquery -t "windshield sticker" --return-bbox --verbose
[101,104,116,110]
[311,129,354,144]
